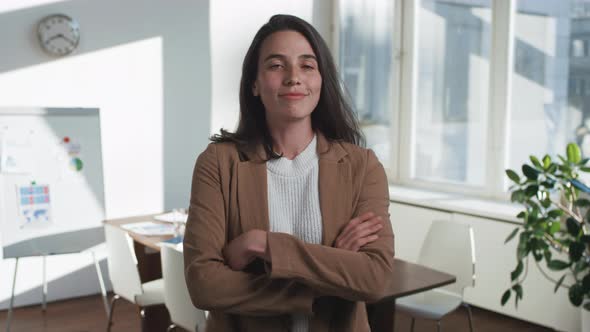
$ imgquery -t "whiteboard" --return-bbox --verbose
[0,108,105,258]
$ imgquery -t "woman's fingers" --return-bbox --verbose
[335,213,384,250]
[339,212,374,239]
[351,235,379,252]
[336,215,382,248]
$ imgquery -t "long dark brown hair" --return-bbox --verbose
[210,14,364,159]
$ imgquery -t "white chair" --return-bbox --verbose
[161,245,207,332]
[396,220,476,332]
[104,224,166,332]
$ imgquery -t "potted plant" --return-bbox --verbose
[502,143,590,316]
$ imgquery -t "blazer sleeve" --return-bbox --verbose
[266,149,395,303]
[183,143,315,316]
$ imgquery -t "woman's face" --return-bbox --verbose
[253,30,322,126]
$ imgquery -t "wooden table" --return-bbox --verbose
[106,214,456,332]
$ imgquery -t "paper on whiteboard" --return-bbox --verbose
[0,129,34,174]
[16,184,52,228]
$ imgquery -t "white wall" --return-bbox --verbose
[0,0,333,311]
[209,0,334,134]
[0,0,210,308]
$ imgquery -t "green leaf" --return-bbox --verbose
[544,248,552,261]
[541,180,555,189]
[525,185,539,197]
[511,190,525,203]
[543,155,551,169]
[511,260,524,281]
[582,274,590,293]
[516,211,526,219]
[505,227,520,244]
[581,235,590,244]
[540,195,551,208]
[584,302,590,311]
[581,157,590,166]
[569,283,584,306]
[569,242,585,262]
[549,221,561,235]
[548,163,558,173]
[512,284,523,300]
[567,217,581,237]
[506,169,521,184]
[567,143,582,164]
[530,156,542,169]
[581,166,590,173]
[522,165,539,180]
[558,155,568,164]
[548,210,564,218]
[555,275,566,293]
[501,289,511,306]
[517,232,530,260]
[532,249,543,261]
[575,198,590,207]
[548,260,570,271]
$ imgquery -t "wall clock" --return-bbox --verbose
[37,14,80,56]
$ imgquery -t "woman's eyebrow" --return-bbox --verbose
[262,54,317,62]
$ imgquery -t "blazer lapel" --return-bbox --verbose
[237,161,269,233]
[317,134,350,246]
[235,133,350,243]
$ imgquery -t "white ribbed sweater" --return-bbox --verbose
[266,135,322,332]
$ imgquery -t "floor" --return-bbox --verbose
[0,293,554,332]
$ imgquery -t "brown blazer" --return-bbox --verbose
[183,133,395,332]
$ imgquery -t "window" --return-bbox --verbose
[572,39,585,57]
[337,0,396,167]
[414,0,491,185]
[509,0,590,171]
[336,0,590,199]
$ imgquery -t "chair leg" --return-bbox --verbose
[463,303,474,332]
[140,308,146,331]
[436,320,441,332]
[166,324,176,332]
[106,294,121,332]
[410,317,415,332]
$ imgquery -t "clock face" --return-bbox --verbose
[37,14,80,56]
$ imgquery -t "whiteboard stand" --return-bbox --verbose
[5,257,18,332]
[42,255,47,312]
[0,107,108,331]
[5,251,109,332]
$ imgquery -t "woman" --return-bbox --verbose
[184,14,394,332]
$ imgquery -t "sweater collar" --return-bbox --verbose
[244,131,348,163]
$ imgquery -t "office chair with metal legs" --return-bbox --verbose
[104,224,165,332]
[397,220,476,332]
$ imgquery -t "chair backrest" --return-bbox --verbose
[104,224,143,302]
[161,245,207,332]
[418,220,476,295]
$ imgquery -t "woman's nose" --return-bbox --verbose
[283,68,301,86]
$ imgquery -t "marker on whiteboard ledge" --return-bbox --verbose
[31,180,36,185]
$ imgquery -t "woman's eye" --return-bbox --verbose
[269,64,283,70]
[302,64,316,70]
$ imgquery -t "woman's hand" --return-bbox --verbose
[223,229,269,271]
[334,212,383,252]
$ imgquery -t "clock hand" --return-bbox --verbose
[45,34,62,44]
[57,33,76,46]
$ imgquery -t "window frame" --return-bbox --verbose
[334,0,520,200]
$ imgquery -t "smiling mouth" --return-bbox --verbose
[280,93,307,100]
